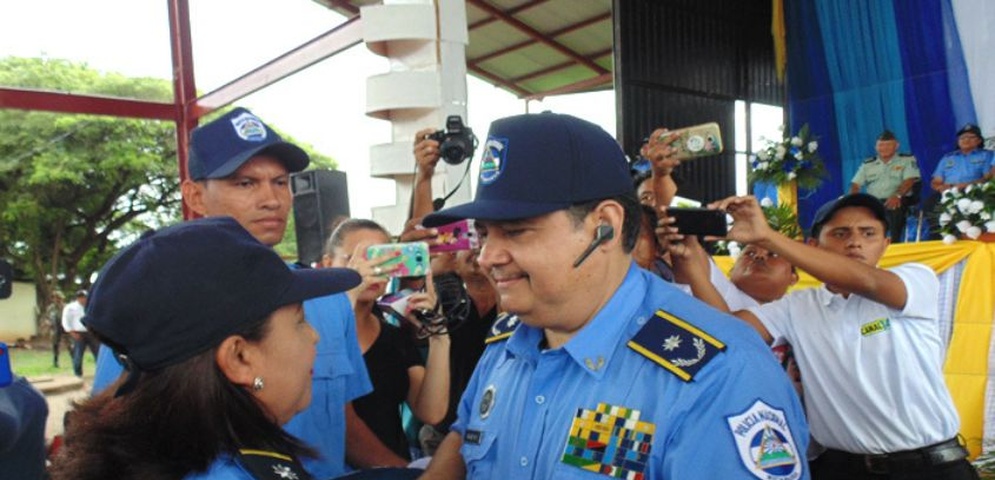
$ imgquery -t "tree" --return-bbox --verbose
[0,57,183,327]
[1,57,343,334]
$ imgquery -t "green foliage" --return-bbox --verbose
[0,57,182,324]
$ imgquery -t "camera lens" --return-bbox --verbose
[440,137,468,165]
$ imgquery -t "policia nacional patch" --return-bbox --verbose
[237,449,312,480]
[627,309,725,381]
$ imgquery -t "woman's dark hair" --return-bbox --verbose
[567,194,642,253]
[49,316,315,480]
[324,218,392,256]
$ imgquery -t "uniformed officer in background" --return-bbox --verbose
[417,112,810,479]
[849,130,921,242]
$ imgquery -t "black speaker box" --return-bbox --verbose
[291,170,350,266]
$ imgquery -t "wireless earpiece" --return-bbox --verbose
[573,224,615,268]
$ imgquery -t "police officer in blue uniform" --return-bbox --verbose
[417,113,810,479]
[930,123,994,194]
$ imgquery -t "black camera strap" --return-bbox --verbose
[431,158,474,211]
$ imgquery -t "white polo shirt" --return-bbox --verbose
[748,263,960,454]
[61,301,86,333]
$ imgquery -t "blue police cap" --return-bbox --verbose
[423,112,634,227]
[84,217,360,373]
[188,107,310,180]
[956,123,982,138]
[810,193,888,239]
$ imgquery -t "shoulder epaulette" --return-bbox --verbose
[237,449,313,480]
[627,309,726,382]
[862,156,876,164]
[485,312,519,344]
[898,152,914,157]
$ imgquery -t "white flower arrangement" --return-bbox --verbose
[749,124,827,190]
[938,178,995,244]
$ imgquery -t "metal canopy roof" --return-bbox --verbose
[318,0,614,99]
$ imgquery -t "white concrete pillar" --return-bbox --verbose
[362,0,470,233]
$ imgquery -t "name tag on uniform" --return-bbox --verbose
[464,429,484,445]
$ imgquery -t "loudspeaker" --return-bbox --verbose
[292,170,350,267]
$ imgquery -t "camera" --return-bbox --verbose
[428,115,477,165]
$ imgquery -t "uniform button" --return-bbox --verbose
[535,395,545,404]
[520,457,528,466]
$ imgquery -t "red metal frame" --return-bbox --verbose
[0,0,363,220]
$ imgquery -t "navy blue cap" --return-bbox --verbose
[189,108,310,180]
[85,217,360,373]
[810,193,888,239]
[956,123,982,138]
[423,112,633,227]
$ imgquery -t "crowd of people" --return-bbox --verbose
[6,107,990,479]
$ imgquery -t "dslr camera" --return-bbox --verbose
[428,115,477,165]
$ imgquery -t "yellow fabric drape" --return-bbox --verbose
[714,239,995,457]
[776,180,798,217]
[772,0,787,82]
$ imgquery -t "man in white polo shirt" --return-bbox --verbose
[695,193,974,480]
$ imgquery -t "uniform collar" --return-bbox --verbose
[505,264,645,380]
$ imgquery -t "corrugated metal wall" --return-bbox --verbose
[613,0,783,202]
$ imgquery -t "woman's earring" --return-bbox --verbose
[252,376,264,391]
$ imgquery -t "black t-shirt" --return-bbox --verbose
[352,320,424,460]
[438,300,498,431]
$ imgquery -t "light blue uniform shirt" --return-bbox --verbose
[930,148,994,184]
[92,290,370,480]
[184,455,253,480]
[453,265,809,479]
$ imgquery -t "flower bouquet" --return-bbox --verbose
[937,178,995,244]
[749,124,827,190]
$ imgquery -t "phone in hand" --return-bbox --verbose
[668,207,729,237]
[377,289,417,318]
[430,219,478,253]
[660,122,724,160]
[366,242,431,277]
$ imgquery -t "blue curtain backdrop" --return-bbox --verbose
[784,0,975,230]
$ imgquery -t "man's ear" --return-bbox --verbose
[214,335,256,388]
[181,179,209,217]
[593,200,625,247]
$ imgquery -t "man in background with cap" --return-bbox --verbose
[694,193,973,479]
[91,108,408,478]
[63,289,98,378]
[418,112,809,479]
[931,123,993,194]
[849,130,921,242]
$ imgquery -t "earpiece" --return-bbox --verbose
[573,224,615,268]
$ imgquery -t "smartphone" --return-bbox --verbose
[430,219,478,253]
[366,242,431,277]
[0,342,12,388]
[667,207,728,237]
[660,122,723,160]
[377,288,416,318]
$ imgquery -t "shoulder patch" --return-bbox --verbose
[862,156,876,164]
[627,309,726,382]
[485,312,519,344]
[726,400,803,479]
[237,449,312,480]
[899,152,913,157]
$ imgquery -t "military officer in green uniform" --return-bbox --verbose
[849,130,921,242]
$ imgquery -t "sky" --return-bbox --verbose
[0,0,617,221]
